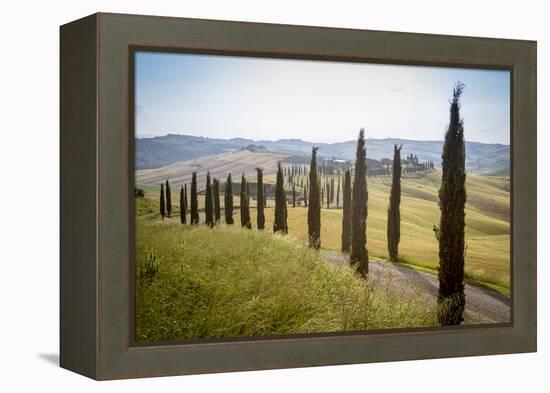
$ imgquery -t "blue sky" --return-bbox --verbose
[135,51,510,145]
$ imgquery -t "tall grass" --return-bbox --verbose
[135,219,437,342]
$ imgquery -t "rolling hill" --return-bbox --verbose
[136,134,509,175]
[136,149,289,188]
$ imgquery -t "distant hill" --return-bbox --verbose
[136,134,509,175]
[136,150,288,188]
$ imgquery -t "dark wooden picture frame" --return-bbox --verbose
[60,12,537,380]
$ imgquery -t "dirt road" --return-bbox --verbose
[322,250,510,324]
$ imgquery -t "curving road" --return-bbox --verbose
[322,250,510,325]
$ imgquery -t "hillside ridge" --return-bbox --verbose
[136,133,509,175]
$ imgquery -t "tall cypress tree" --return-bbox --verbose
[180,185,186,224]
[165,180,172,218]
[183,184,188,221]
[240,173,251,229]
[292,184,296,207]
[247,181,251,226]
[326,179,330,209]
[263,184,267,208]
[341,169,352,252]
[256,168,265,230]
[387,144,402,262]
[224,174,234,224]
[273,162,288,234]
[190,172,199,225]
[435,83,467,325]
[336,173,340,208]
[160,183,165,220]
[307,147,321,248]
[213,178,221,222]
[205,172,214,228]
[330,177,335,204]
[350,129,369,278]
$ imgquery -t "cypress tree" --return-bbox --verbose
[240,174,245,226]
[330,177,335,204]
[387,144,402,262]
[240,173,251,229]
[263,184,267,208]
[224,174,234,224]
[256,168,265,229]
[165,180,172,218]
[160,183,165,220]
[341,169,352,252]
[435,83,467,325]
[205,172,214,228]
[307,147,321,248]
[180,185,186,224]
[184,184,188,221]
[284,191,288,227]
[190,172,199,224]
[292,184,296,207]
[213,178,221,222]
[336,173,340,208]
[350,129,369,278]
[246,182,251,214]
[326,179,330,209]
[273,162,288,234]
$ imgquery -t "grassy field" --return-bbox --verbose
[135,216,437,342]
[138,170,510,292]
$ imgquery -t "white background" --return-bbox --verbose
[0,0,546,391]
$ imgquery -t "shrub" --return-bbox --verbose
[134,188,145,198]
[138,248,160,283]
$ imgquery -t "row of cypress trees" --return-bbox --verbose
[160,166,284,232]
[159,130,397,280]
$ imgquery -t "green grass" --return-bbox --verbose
[135,194,159,215]
[135,218,437,342]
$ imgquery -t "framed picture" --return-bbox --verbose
[60,13,536,380]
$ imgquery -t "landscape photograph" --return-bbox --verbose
[133,51,511,343]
